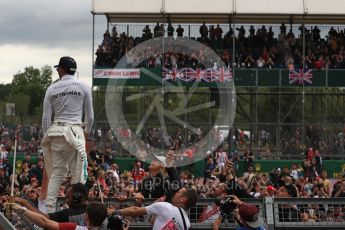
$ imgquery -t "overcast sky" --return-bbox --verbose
[0,0,106,86]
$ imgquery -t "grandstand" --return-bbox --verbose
[92,0,345,160]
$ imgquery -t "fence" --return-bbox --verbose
[2,198,345,229]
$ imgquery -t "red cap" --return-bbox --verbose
[267,185,276,191]
[239,203,263,228]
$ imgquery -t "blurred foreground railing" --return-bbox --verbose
[1,198,345,229]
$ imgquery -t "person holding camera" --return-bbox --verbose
[9,202,108,230]
[133,150,180,203]
[15,183,89,225]
[109,187,198,230]
[213,195,267,230]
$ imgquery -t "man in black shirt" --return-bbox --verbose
[15,183,88,225]
[135,150,180,202]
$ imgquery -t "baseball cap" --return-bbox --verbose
[152,153,167,167]
[267,185,276,192]
[54,56,77,73]
[239,203,264,228]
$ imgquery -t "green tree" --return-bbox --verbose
[11,66,52,116]
[0,83,12,100]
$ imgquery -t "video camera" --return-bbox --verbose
[215,196,237,219]
[107,213,127,230]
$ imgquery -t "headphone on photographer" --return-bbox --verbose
[68,183,88,206]
[72,191,83,204]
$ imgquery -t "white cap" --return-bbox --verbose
[152,153,167,167]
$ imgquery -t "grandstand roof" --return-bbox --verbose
[92,0,345,24]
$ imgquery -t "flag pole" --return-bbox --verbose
[6,127,18,217]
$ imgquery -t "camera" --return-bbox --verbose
[215,196,237,218]
[107,213,127,230]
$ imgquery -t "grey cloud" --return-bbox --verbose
[0,0,106,48]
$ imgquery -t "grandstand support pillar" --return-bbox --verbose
[325,71,328,123]
[92,13,95,80]
[277,70,282,158]
[264,197,275,230]
[250,91,254,151]
[232,20,235,69]
[301,20,306,146]
[188,25,191,38]
[255,69,258,151]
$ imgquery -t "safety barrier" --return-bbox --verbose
[1,198,345,229]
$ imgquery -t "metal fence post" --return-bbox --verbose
[0,212,17,230]
[264,197,275,230]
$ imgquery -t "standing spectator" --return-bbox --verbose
[131,161,145,187]
[209,25,216,40]
[136,145,148,162]
[332,180,345,197]
[154,23,163,37]
[29,159,44,184]
[216,148,228,171]
[243,165,256,188]
[108,163,120,182]
[215,24,223,40]
[167,22,174,37]
[203,157,215,184]
[111,187,197,230]
[135,150,180,202]
[243,149,254,169]
[200,22,208,40]
[0,144,8,165]
[23,153,32,168]
[320,170,331,197]
[176,25,184,37]
[302,158,314,179]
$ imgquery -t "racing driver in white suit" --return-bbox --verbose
[39,56,94,213]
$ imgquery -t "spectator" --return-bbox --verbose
[200,22,208,40]
[176,25,184,37]
[15,183,89,225]
[11,202,108,230]
[131,161,145,186]
[110,187,198,230]
[167,22,174,37]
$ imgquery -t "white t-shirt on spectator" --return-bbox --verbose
[146,202,190,230]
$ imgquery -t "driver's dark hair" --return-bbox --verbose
[65,183,89,202]
[86,202,107,226]
[182,188,198,209]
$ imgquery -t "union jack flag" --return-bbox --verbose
[162,67,185,81]
[211,67,232,82]
[289,69,313,85]
[162,67,232,82]
[185,68,210,82]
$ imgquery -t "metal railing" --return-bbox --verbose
[2,198,345,229]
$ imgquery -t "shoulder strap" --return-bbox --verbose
[178,208,187,230]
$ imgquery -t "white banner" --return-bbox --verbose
[94,69,140,79]
[6,103,15,116]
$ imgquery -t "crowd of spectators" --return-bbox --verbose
[95,22,345,70]
[1,122,345,228]
[0,141,345,226]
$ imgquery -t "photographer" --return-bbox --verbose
[109,187,198,230]
[9,202,109,230]
[213,195,267,230]
[15,183,88,225]
[224,160,252,198]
